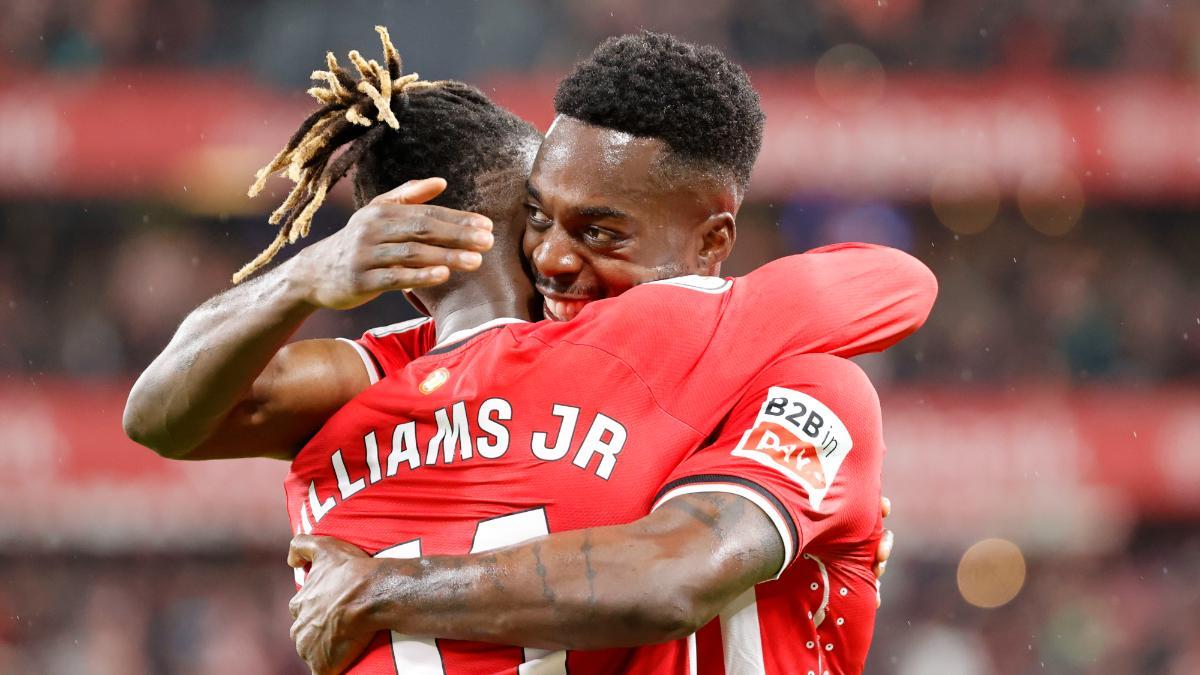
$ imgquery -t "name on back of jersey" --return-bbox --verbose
[295,399,628,529]
[732,386,852,509]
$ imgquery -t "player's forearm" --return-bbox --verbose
[123,260,316,458]
[357,494,783,650]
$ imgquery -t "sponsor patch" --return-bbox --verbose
[732,386,853,509]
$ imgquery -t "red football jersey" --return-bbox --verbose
[285,244,935,675]
[343,316,437,383]
[653,354,885,675]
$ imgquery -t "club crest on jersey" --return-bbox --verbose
[732,386,853,509]
[419,367,450,395]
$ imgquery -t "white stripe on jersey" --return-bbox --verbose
[651,482,795,580]
[719,586,767,675]
[366,316,432,337]
[644,275,733,294]
[433,317,529,350]
[804,553,831,628]
[335,337,381,384]
[687,633,698,675]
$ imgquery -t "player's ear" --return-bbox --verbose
[697,212,735,275]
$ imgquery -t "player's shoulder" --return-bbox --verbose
[763,352,874,387]
[350,316,437,380]
[584,274,734,320]
[755,353,881,420]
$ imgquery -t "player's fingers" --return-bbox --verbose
[289,595,302,620]
[880,496,892,519]
[876,579,883,609]
[368,242,485,273]
[873,529,894,579]
[370,212,494,251]
[370,177,447,206]
[372,203,492,236]
[359,265,451,292]
[289,534,321,568]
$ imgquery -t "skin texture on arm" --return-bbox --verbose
[122,179,494,460]
[286,492,784,674]
[122,265,351,460]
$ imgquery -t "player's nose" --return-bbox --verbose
[531,225,584,279]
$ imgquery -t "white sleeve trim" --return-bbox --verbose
[652,482,795,581]
[336,337,380,384]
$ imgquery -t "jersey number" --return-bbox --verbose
[374,507,567,675]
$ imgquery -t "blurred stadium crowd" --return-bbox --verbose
[3,0,1199,77]
[2,1,1198,674]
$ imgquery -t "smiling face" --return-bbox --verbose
[522,116,738,321]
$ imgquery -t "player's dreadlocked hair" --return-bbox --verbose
[554,31,764,190]
[236,26,539,284]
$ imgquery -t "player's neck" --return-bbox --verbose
[430,292,535,345]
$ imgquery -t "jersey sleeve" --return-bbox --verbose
[651,353,884,578]
[725,242,937,359]
[568,242,934,431]
[340,317,436,382]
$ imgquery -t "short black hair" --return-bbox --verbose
[554,31,764,189]
[352,82,539,214]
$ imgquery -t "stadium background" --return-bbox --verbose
[1,1,1198,673]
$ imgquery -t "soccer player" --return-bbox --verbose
[121,29,925,674]
[273,98,925,675]
[241,32,927,675]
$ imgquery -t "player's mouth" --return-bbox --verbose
[542,295,595,322]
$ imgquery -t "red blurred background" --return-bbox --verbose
[1,1,1198,673]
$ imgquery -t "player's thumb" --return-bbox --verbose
[372,177,447,205]
[288,534,319,568]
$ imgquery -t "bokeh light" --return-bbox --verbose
[814,43,886,112]
[957,538,1027,609]
[1018,165,1085,236]
[930,164,1001,235]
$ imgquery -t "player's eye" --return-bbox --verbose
[583,225,621,245]
[526,205,551,229]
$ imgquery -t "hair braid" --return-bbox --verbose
[235,26,428,284]
[235,27,541,288]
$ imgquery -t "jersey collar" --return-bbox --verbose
[431,317,529,351]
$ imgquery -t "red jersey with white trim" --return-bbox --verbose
[348,316,437,382]
[652,354,885,675]
[285,244,935,675]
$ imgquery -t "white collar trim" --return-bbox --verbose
[433,317,528,349]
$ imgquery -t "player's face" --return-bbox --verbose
[523,116,734,321]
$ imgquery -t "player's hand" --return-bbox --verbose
[287,534,377,675]
[874,496,894,608]
[289,177,495,311]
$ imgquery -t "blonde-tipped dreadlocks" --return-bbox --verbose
[235,26,441,284]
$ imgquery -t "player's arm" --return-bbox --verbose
[739,242,939,357]
[286,354,877,670]
[122,178,492,460]
[287,491,782,665]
